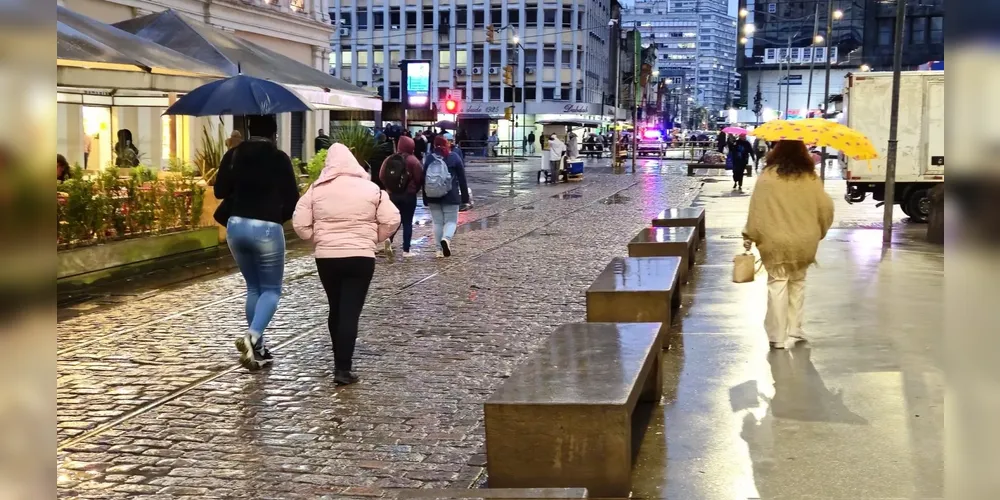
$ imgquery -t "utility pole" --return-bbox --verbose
[631,22,640,174]
[883,0,906,245]
[805,2,821,113]
[820,0,835,182]
[783,36,793,119]
[610,19,622,172]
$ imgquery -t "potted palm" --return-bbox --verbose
[194,122,227,241]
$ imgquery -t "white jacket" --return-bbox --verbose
[548,138,566,157]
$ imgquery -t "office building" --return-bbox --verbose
[862,0,943,70]
[622,0,738,116]
[330,0,626,145]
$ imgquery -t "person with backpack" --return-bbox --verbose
[728,133,757,191]
[292,143,400,385]
[413,131,427,162]
[753,137,769,172]
[379,135,424,257]
[423,135,470,258]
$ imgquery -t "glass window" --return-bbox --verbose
[374,12,384,29]
[329,52,337,67]
[339,12,350,25]
[373,51,385,65]
[439,51,452,66]
[473,87,484,100]
[525,87,537,100]
[491,8,502,24]
[456,8,468,28]
[357,52,368,67]
[544,9,557,27]
[929,16,943,44]
[390,10,400,27]
[423,9,435,27]
[358,10,368,29]
[406,11,417,26]
[340,51,352,65]
[474,46,485,65]
[490,49,501,65]
[524,49,537,64]
[543,49,556,64]
[878,18,893,46]
[526,8,538,27]
[508,9,519,24]
[489,86,501,100]
[542,87,555,100]
[562,11,572,28]
[390,85,400,100]
[474,10,485,27]
[390,50,401,65]
[456,50,468,65]
[910,17,927,45]
[562,49,572,66]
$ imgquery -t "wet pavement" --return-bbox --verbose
[56,160,942,498]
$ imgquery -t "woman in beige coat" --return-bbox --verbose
[742,140,834,349]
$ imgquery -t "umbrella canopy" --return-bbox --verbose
[113,10,379,111]
[434,120,458,130]
[722,126,749,136]
[57,6,223,78]
[753,119,878,160]
[163,75,313,116]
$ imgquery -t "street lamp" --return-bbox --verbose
[739,8,749,18]
[833,9,844,20]
[860,63,871,72]
[743,23,756,35]
[814,34,824,44]
[740,36,749,45]
[511,35,519,45]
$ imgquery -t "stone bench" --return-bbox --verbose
[392,488,588,499]
[586,257,682,344]
[627,227,697,284]
[653,207,706,245]
[687,163,752,177]
[484,323,663,498]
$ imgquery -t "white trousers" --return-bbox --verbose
[764,268,807,343]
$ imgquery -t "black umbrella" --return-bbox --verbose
[434,120,458,130]
[163,74,312,116]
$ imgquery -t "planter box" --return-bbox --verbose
[201,191,227,243]
[58,227,220,281]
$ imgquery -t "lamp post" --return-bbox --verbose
[882,0,906,245]
[820,3,844,182]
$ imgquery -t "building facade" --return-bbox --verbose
[622,0,738,116]
[329,0,623,145]
[58,0,333,168]
[862,0,943,70]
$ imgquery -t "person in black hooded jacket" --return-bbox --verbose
[214,114,300,371]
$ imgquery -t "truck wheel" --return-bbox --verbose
[905,189,930,223]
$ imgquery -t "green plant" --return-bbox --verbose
[305,148,328,186]
[333,124,386,171]
[131,165,157,183]
[195,123,226,185]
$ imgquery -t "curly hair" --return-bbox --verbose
[764,140,816,178]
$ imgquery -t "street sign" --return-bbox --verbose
[401,59,431,109]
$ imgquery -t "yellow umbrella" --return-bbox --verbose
[752,119,878,160]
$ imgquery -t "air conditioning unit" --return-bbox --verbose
[338,28,350,37]
[525,67,536,75]
[455,67,467,76]
[391,25,401,30]
[488,67,500,75]
[372,67,383,76]
[472,67,483,75]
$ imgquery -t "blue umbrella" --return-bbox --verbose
[163,74,313,116]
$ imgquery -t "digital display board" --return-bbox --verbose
[404,60,431,109]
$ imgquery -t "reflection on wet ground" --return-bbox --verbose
[454,214,502,234]
[551,192,584,200]
[600,193,632,205]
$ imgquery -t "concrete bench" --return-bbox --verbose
[392,488,588,499]
[586,257,682,344]
[653,207,706,244]
[687,163,752,177]
[627,226,697,284]
[484,323,663,498]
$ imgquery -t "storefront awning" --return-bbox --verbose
[113,10,381,111]
[57,6,224,80]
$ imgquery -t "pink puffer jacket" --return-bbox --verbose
[293,143,401,259]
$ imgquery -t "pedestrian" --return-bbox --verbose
[742,140,834,350]
[716,129,727,154]
[547,134,566,184]
[57,154,70,182]
[413,130,427,162]
[114,129,140,168]
[83,133,92,169]
[214,114,300,371]
[226,130,243,150]
[488,130,500,157]
[423,135,470,257]
[379,134,424,257]
[446,133,464,160]
[567,132,579,159]
[753,137,768,172]
[425,128,437,152]
[293,143,400,385]
[527,131,536,154]
[367,132,393,188]
[314,128,331,153]
[728,133,756,190]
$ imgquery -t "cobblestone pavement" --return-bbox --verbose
[57,158,701,498]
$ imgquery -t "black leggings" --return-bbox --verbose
[316,257,375,371]
[389,194,418,252]
[733,162,747,186]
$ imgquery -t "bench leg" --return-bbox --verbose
[640,349,664,403]
[699,218,707,240]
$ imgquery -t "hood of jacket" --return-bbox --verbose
[397,135,416,155]
[317,143,368,185]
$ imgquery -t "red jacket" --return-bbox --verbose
[380,135,424,195]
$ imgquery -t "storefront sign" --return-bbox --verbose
[402,60,431,109]
[526,102,602,116]
[462,102,505,117]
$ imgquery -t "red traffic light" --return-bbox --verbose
[444,99,458,112]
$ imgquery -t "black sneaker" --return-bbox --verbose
[334,370,360,386]
[440,238,452,257]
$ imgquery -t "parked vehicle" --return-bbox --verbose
[841,70,944,222]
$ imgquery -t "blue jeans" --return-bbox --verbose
[428,203,459,250]
[226,216,285,338]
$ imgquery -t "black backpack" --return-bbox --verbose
[382,153,411,194]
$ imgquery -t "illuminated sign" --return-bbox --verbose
[403,60,431,109]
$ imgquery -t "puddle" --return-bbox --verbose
[454,214,501,234]
[551,192,584,200]
[600,193,632,205]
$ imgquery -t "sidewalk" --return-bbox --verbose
[630,174,944,499]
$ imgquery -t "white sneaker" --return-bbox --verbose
[435,250,444,258]
[789,332,808,343]
[402,251,414,258]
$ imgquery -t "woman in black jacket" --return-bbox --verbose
[214,115,300,371]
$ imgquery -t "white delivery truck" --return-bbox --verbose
[842,70,944,222]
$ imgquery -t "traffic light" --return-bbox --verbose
[503,65,514,86]
[504,106,513,121]
[444,99,459,113]
[486,24,496,43]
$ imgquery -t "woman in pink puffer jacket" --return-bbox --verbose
[293,143,400,386]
